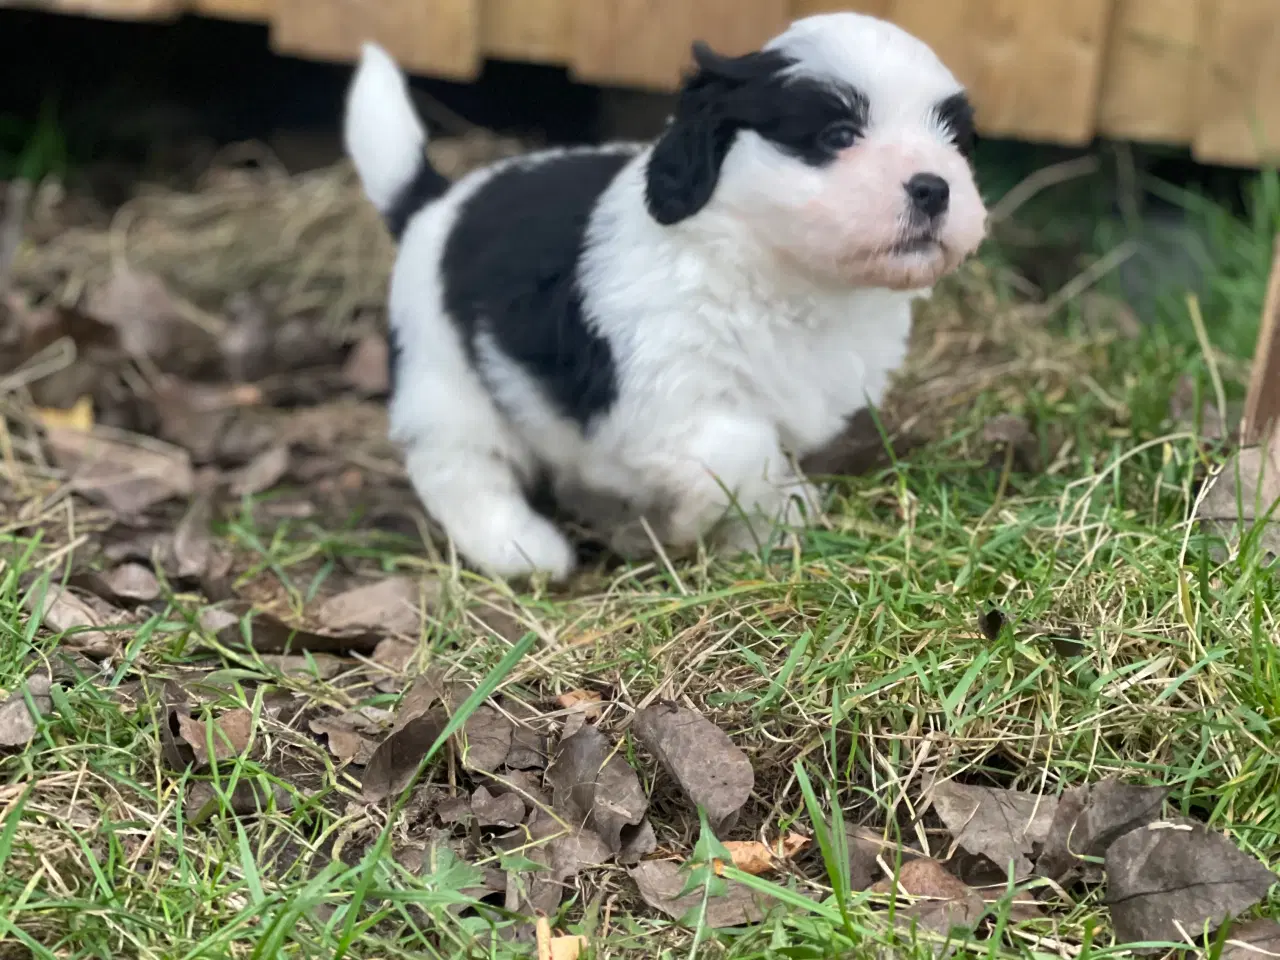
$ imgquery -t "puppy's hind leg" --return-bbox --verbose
[402,439,576,581]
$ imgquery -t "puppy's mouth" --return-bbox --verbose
[889,232,941,256]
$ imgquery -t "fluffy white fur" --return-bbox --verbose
[345,13,988,581]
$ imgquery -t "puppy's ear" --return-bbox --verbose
[645,42,783,226]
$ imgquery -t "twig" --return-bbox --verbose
[0,178,33,299]
[989,155,1101,224]
[1241,235,1280,445]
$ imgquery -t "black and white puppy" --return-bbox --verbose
[344,13,987,581]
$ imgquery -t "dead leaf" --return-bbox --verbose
[978,608,1006,641]
[982,414,1032,448]
[198,602,381,655]
[317,576,426,637]
[505,722,549,771]
[168,494,214,580]
[261,653,344,680]
[459,705,514,773]
[230,445,290,497]
[871,858,986,937]
[631,701,753,832]
[342,333,390,394]
[722,841,776,876]
[1035,778,1168,882]
[499,807,612,921]
[1196,423,1280,557]
[630,859,781,927]
[220,293,273,383]
[846,827,924,892]
[185,778,293,824]
[362,674,449,802]
[928,780,1057,880]
[100,563,162,602]
[546,724,648,856]
[177,708,254,766]
[556,689,603,720]
[437,795,473,825]
[1221,919,1280,960]
[1106,818,1279,945]
[33,395,94,433]
[310,715,378,765]
[29,584,124,658]
[45,425,193,515]
[471,786,526,828]
[549,936,586,960]
[0,675,54,749]
[84,267,186,359]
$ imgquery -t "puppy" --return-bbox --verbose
[343,13,987,581]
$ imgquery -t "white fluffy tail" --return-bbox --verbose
[344,42,431,218]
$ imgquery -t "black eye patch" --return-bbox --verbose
[935,92,976,158]
[743,76,870,167]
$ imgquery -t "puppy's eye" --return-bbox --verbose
[818,121,860,151]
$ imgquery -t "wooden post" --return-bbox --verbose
[1242,236,1280,445]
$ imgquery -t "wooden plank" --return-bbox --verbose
[887,0,1115,145]
[12,0,179,17]
[188,0,268,21]
[481,0,573,64]
[270,0,481,81]
[571,0,789,91]
[791,0,892,17]
[1192,0,1280,167]
[1096,0,1203,144]
[1242,238,1280,446]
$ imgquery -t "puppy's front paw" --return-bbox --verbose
[466,510,576,582]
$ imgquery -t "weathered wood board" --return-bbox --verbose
[1192,0,1280,166]
[271,0,481,81]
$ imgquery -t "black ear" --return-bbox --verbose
[644,42,786,226]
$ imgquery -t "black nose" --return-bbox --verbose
[905,173,950,218]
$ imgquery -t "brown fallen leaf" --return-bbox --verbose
[1220,919,1280,960]
[198,602,382,655]
[459,705,515,773]
[230,445,290,498]
[982,413,1032,448]
[499,806,612,921]
[342,332,391,394]
[556,689,603,720]
[631,859,782,927]
[928,780,1058,880]
[631,701,753,832]
[722,841,776,876]
[1105,817,1279,945]
[310,715,378,765]
[846,827,926,892]
[100,563,162,603]
[0,675,54,749]
[29,584,126,659]
[261,653,345,680]
[362,674,450,802]
[1196,421,1280,558]
[84,266,185,359]
[871,858,986,938]
[168,494,215,580]
[471,786,526,828]
[185,777,293,824]
[317,576,427,637]
[1035,778,1168,883]
[546,724,649,856]
[177,708,254,766]
[45,425,194,515]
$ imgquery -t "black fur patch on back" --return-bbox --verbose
[385,152,451,240]
[440,149,630,429]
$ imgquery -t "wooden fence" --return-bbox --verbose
[14,0,1280,167]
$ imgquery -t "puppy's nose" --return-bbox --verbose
[905,173,950,218]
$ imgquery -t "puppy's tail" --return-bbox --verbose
[344,42,448,240]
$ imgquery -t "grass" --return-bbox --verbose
[3,156,1280,958]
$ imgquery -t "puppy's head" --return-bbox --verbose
[645,13,986,291]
